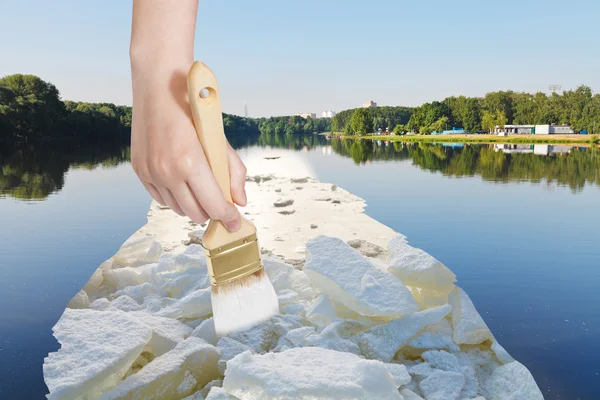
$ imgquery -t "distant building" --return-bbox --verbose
[321,110,337,118]
[362,100,377,108]
[293,113,317,119]
[244,101,248,118]
[534,124,574,135]
[495,125,535,135]
[494,124,574,135]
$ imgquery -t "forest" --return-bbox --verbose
[331,87,600,135]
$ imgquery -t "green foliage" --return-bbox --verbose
[350,108,373,135]
[0,74,66,140]
[481,110,507,134]
[407,101,450,133]
[255,116,330,136]
[430,116,449,133]
[393,124,406,135]
[331,106,412,133]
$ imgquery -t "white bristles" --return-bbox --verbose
[212,270,280,337]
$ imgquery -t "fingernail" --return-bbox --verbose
[242,189,247,205]
[227,218,241,232]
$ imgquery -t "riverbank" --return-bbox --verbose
[42,155,543,399]
[360,133,598,145]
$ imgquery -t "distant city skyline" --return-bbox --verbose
[1,0,599,117]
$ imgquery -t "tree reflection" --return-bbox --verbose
[2,133,598,200]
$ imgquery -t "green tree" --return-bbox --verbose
[97,106,116,118]
[350,108,373,135]
[393,124,406,135]
[481,111,497,134]
[0,74,66,139]
[430,116,448,133]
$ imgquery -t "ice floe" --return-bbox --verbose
[44,174,543,399]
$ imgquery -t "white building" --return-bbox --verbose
[362,100,377,108]
[495,124,574,135]
[293,113,316,119]
[494,125,535,135]
[534,124,574,135]
[321,110,337,118]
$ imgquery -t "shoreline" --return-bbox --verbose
[358,133,598,145]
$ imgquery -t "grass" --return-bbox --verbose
[355,133,599,145]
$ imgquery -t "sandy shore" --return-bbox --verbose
[131,153,396,266]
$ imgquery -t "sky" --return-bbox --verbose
[1,0,599,117]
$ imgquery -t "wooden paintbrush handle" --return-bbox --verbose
[187,61,232,203]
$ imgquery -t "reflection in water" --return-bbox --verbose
[2,133,599,200]
[0,138,131,200]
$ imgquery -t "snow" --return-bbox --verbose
[43,309,152,400]
[112,237,163,267]
[205,387,239,399]
[159,288,212,319]
[200,379,223,398]
[420,370,465,400]
[216,337,252,374]
[113,282,156,304]
[387,235,456,293]
[421,350,461,372]
[449,287,493,345]
[306,294,338,327]
[46,174,542,400]
[99,338,220,400]
[132,313,193,357]
[357,305,452,362]
[304,236,419,318]
[108,294,142,312]
[191,317,218,346]
[223,347,403,399]
[67,290,90,309]
[262,257,295,292]
[228,319,278,354]
[400,388,424,400]
[385,363,411,386]
[408,331,459,352]
[485,361,544,400]
[491,339,515,365]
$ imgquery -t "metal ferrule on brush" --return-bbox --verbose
[202,233,263,286]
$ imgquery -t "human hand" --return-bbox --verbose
[130,65,247,232]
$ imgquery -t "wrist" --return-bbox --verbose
[130,43,192,73]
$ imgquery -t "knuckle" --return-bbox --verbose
[148,158,172,180]
[175,154,194,176]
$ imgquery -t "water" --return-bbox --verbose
[1,135,599,399]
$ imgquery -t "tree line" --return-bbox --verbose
[2,74,599,142]
[332,86,600,135]
[0,74,333,144]
[331,106,412,135]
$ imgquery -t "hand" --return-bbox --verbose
[130,65,247,232]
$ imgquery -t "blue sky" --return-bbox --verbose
[1,0,598,117]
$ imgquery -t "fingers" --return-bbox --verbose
[170,183,209,224]
[142,182,166,206]
[156,186,185,217]
[187,173,241,232]
[227,142,247,207]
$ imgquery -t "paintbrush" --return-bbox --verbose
[186,61,279,336]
